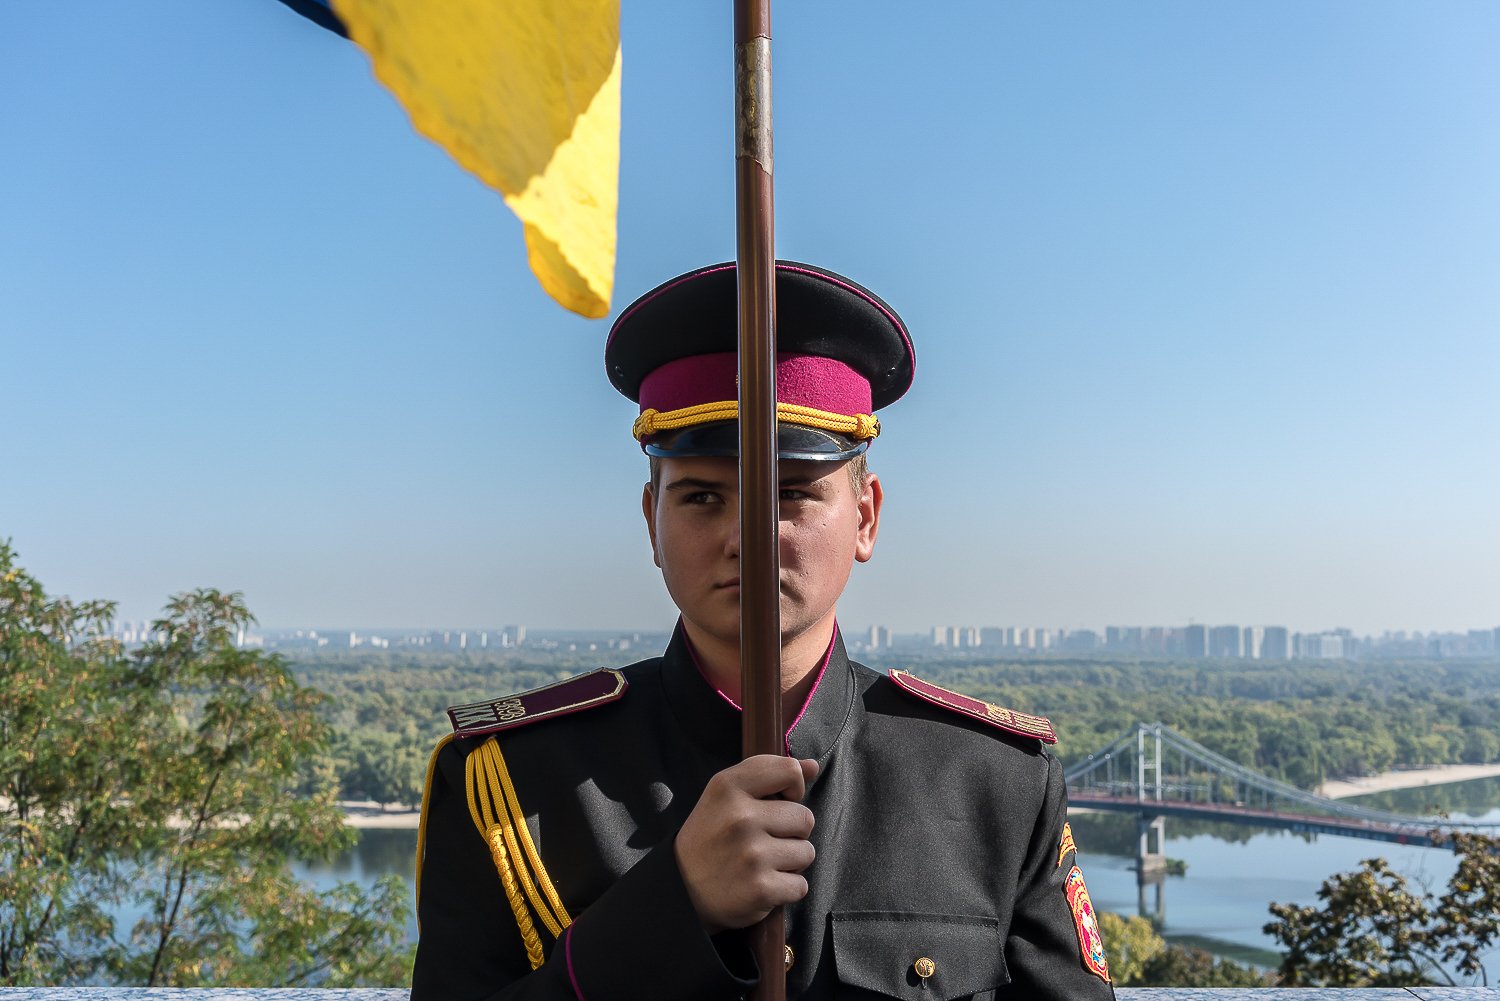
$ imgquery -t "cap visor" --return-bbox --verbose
[644,421,869,461]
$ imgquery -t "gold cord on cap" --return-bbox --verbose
[633,401,880,442]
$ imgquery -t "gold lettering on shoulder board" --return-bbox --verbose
[492,698,525,722]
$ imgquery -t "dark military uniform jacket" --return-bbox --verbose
[411,626,1115,1001]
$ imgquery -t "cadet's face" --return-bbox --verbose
[643,455,882,652]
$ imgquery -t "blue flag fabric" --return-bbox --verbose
[276,0,347,37]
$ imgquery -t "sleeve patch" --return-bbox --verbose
[1058,822,1077,868]
[447,668,627,738]
[888,669,1057,744]
[1066,866,1111,983]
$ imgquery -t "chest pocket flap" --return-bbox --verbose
[831,912,1008,1001]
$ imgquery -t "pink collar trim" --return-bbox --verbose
[784,628,837,754]
[681,626,744,712]
[679,622,840,751]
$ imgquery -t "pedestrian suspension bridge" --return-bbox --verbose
[1066,722,1500,846]
[1064,722,1499,919]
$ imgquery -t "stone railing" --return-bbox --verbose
[2,986,1498,1000]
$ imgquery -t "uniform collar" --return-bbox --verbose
[659,621,856,768]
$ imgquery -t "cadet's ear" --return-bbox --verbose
[642,482,662,568]
[854,472,882,563]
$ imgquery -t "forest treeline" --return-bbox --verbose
[295,646,1500,806]
[866,650,1500,787]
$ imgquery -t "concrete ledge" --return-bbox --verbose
[2,987,1498,999]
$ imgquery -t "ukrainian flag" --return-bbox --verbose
[277,0,620,319]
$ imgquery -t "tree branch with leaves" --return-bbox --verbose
[0,543,411,987]
[1266,831,1500,987]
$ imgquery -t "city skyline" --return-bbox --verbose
[101,615,1500,662]
[5,2,1499,635]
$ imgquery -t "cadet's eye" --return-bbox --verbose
[683,491,719,505]
[779,488,809,502]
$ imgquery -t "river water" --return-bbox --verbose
[296,774,1500,972]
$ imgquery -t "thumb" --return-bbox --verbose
[798,757,820,789]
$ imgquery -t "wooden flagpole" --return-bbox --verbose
[733,0,784,997]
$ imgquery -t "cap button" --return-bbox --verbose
[784,944,795,971]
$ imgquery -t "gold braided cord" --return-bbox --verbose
[496,799,563,939]
[632,401,880,442]
[486,825,547,970]
[414,733,455,923]
[464,740,560,954]
[632,401,735,439]
[489,736,575,927]
[476,740,567,937]
[778,402,881,440]
[465,744,496,833]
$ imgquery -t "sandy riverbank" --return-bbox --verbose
[341,801,421,829]
[337,762,1500,829]
[1317,762,1500,800]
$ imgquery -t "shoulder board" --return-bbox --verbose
[889,669,1056,744]
[447,668,627,738]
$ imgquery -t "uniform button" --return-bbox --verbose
[784,944,795,972]
[914,956,937,980]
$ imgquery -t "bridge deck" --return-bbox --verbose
[1070,792,1455,846]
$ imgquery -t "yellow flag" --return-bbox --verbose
[333,0,620,318]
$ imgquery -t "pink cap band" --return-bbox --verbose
[638,352,873,419]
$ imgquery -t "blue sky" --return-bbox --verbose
[3,2,1497,634]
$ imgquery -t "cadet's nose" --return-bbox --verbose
[724,518,740,559]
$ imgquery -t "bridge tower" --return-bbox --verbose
[1136,724,1166,923]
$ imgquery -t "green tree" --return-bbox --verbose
[1429,832,1500,985]
[342,730,426,808]
[1096,911,1268,987]
[1134,945,1272,987]
[0,544,411,986]
[1,544,129,983]
[1462,727,1500,764]
[1266,832,1500,987]
[1097,911,1164,985]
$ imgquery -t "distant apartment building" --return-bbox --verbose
[1261,626,1290,660]
[1242,626,1265,660]
[1208,625,1242,658]
[1141,627,1181,657]
[111,619,160,646]
[1184,624,1208,658]
[930,626,983,648]
[1060,629,1101,652]
[1296,632,1345,659]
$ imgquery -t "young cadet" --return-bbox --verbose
[410,262,1115,1001]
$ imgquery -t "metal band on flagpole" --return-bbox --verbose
[733,0,784,998]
